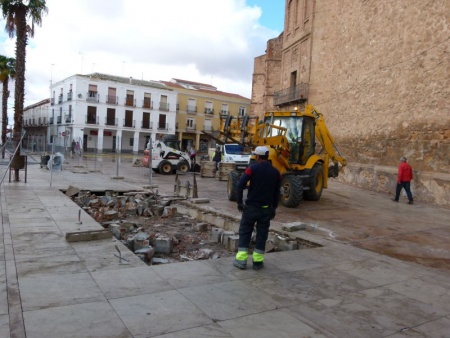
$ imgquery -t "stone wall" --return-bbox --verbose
[308,0,450,206]
[251,34,283,116]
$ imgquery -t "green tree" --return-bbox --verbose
[0,55,15,158]
[1,0,47,179]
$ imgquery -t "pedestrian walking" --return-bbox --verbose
[392,156,414,204]
[189,146,196,164]
[75,141,81,156]
[213,146,222,171]
[234,146,281,270]
[71,139,76,157]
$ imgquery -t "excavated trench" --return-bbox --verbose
[64,188,322,265]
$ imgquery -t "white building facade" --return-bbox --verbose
[44,73,177,153]
[23,99,50,152]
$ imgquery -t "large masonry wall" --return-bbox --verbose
[251,35,283,117]
[309,0,450,206]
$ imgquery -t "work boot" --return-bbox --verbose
[233,260,247,270]
[391,198,398,202]
[252,261,264,270]
[407,200,414,205]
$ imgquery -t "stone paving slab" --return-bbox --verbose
[91,266,174,299]
[109,290,213,337]
[19,272,106,311]
[219,308,333,338]
[23,301,133,338]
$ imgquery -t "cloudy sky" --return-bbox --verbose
[0,0,284,123]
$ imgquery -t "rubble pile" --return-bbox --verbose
[72,190,235,264]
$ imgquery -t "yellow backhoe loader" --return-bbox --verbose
[206,104,346,208]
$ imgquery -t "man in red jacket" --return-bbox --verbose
[392,156,414,204]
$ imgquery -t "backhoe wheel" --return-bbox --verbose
[176,160,190,173]
[280,175,303,208]
[227,171,242,201]
[158,160,173,175]
[304,163,324,201]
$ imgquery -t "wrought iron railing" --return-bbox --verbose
[273,83,309,106]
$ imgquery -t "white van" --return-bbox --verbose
[222,143,251,170]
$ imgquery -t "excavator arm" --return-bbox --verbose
[305,105,347,176]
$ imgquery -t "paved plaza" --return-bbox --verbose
[0,154,449,337]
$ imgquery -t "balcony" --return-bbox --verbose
[187,105,197,113]
[204,108,214,115]
[58,94,63,104]
[159,102,170,111]
[105,117,118,126]
[67,91,73,101]
[49,117,54,124]
[106,95,118,105]
[125,98,136,107]
[42,118,47,126]
[141,121,152,130]
[203,125,213,132]
[273,83,309,106]
[220,110,229,115]
[87,92,99,102]
[123,119,135,128]
[157,123,168,131]
[50,98,55,105]
[142,98,152,109]
[57,116,62,124]
[85,115,99,125]
[186,124,196,131]
[65,116,72,123]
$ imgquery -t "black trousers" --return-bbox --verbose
[394,181,413,202]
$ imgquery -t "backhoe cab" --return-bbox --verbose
[223,105,346,208]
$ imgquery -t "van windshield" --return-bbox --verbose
[224,144,251,155]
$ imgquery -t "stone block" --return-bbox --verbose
[209,228,223,243]
[221,231,236,246]
[134,239,150,252]
[201,212,215,224]
[135,246,155,261]
[155,237,172,254]
[164,206,177,218]
[265,239,275,253]
[274,235,298,251]
[214,217,225,228]
[190,198,210,204]
[109,224,121,239]
[65,185,80,197]
[133,232,150,241]
[186,208,199,218]
[282,222,308,232]
[151,257,169,264]
[65,229,112,242]
[227,235,239,252]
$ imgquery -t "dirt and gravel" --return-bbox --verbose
[62,155,450,271]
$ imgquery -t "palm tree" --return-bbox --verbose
[0,55,15,158]
[1,0,47,180]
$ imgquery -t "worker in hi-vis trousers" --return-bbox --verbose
[234,146,281,270]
